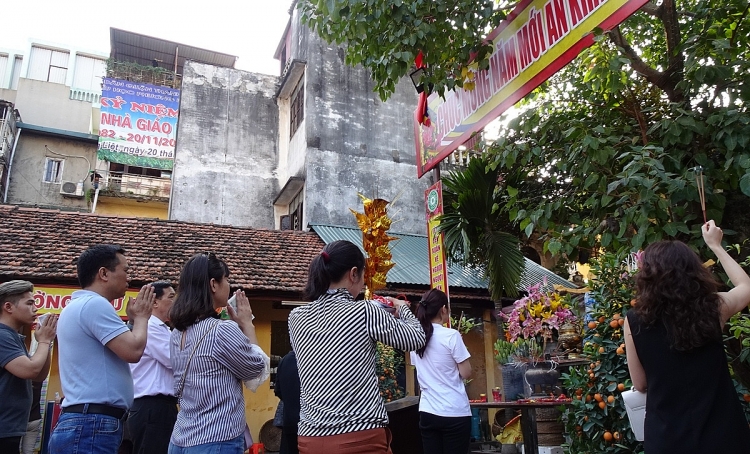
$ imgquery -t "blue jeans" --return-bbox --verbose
[167,434,244,454]
[49,412,123,454]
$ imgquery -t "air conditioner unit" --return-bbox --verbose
[60,180,84,197]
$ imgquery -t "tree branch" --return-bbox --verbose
[640,1,661,18]
[608,26,685,102]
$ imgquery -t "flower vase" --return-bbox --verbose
[523,361,560,397]
[500,363,526,402]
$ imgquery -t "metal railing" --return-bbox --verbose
[95,170,171,199]
[69,88,101,104]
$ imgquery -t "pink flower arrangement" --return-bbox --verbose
[503,280,577,343]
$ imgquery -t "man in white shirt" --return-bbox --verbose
[127,281,177,454]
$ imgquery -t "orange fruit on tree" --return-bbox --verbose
[616,347,625,355]
[618,318,625,327]
[598,401,606,410]
[599,346,605,354]
[594,393,603,402]
[614,431,621,440]
[613,313,621,320]
[607,395,615,403]
[609,320,619,328]
[603,431,613,442]
[620,343,626,349]
[588,321,598,329]
[598,316,606,323]
[617,383,626,391]
[585,394,592,402]
[744,394,750,403]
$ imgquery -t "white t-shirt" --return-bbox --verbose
[410,323,471,417]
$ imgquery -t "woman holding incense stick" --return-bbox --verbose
[624,220,750,453]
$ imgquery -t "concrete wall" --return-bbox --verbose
[13,78,93,133]
[6,133,95,210]
[289,12,431,235]
[171,62,280,227]
[0,90,17,104]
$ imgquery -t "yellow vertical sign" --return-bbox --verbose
[425,181,449,297]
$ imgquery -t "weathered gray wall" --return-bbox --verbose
[7,133,94,210]
[289,11,431,235]
[171,62,279,227]
[13,79,93,133]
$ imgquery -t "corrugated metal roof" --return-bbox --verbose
[109,28,237,76]
[309,224,576,291]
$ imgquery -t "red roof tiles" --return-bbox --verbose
[0,205,325,295]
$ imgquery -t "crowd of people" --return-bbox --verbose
[2,221,750,454]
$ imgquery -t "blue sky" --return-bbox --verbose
[1,0,292,76]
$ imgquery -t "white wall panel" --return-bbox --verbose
[28,47,69,83]
[0,55,8,88]
[73,55,105,91]
[27,47,52,81]
[10,57,22,89]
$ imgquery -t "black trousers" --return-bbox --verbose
[418,412,471,454]
[279,426,299,454]
[0,436,21,454]
[126,395,178,454]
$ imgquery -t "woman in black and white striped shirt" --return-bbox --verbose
[168,253,266,454]
[289,240,425,454]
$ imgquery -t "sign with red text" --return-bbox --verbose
[98,78,180,170]
[425,182,449,296]
[415,0,649,177]
[33,285,138,318]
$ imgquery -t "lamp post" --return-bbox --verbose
[409,67,426,93]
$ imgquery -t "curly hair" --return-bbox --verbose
[635,240,721,351]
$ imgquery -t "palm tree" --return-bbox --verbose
[439,155,524,301]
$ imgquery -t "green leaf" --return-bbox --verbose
[740,173,750,197]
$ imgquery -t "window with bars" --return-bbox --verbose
[43,158,64,183]
[289,189,303,231]
[290,78,305,138]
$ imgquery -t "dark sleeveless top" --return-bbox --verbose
[627,311,750,453]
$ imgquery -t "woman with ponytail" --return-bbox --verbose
[410,288,472,454]
[289,240,425,454]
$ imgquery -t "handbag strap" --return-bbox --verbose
[175,319,219,400]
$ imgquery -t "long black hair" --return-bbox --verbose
[635,240,721,350]
[170,253,230,331]
[415,288,448,358]
[304,240,366,301]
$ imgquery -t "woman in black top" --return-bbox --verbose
[624,220,750,453]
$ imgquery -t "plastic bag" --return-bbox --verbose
[244,346,271,392]
[622,387,647,441]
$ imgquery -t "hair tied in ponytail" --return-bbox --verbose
[320,251,330,263]
[419,300,427,307]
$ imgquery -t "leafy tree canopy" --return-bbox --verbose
[491,0,750,259]
[297,0,506,100]
[302,0,750,262]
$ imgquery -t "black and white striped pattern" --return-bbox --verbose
[169,317,266,447]
[289,289,425,437]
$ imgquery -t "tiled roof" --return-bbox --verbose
[0,205,325,294]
